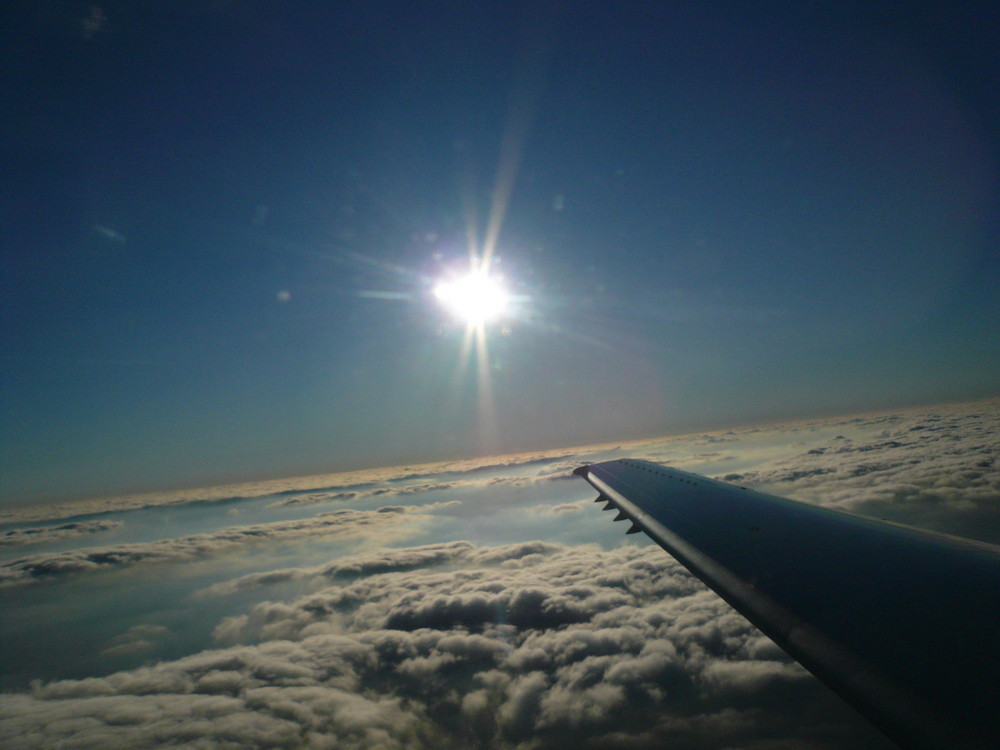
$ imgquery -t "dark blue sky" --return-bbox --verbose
[3,1,998,504]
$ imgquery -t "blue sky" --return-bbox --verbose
[2,1,998,505]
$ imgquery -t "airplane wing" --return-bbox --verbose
[574,459,1000,750]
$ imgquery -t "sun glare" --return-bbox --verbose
[434,272,509,325]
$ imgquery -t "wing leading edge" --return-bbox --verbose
[574,459,1000,750]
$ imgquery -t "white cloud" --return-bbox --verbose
[531,499,590,516]
[0,520,122,547]
[0,541,890,748]
[101,625,170,659]
[0,503,458,587]
[706,401,1000,541]
[5,399,995,748]
[0,445,604,526]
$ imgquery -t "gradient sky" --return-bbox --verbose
[3,1,999,505]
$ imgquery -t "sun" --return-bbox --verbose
[433,271,509,325]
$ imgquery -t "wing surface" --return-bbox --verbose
[575,459,1000,750]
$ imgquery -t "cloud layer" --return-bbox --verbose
[3,398,996,748]
[711,402,1000,542]
[0,448,597,524]
[0,542,887,749]
[0,504,457,587]
[0,520,122,548]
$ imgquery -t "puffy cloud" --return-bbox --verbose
[0,688,433,750]
[0,540,883,749]
[6,399,996,748]
[0,503,458,587]
[196,541,479,599]
[267,490,363,508]
[0,520,122,547]
[101,625,171,659]
[268,483,457,509]
[711,401,1000,542]
[531,499,590,516]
